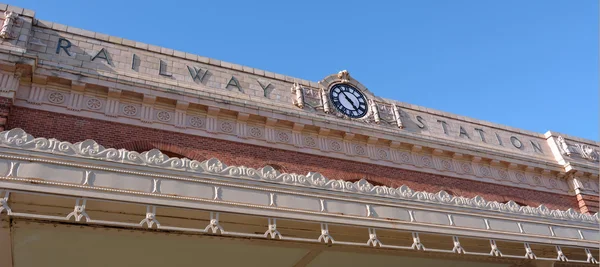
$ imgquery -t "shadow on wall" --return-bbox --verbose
[111,140,207,162]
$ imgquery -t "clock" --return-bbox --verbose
[329,84,368,118]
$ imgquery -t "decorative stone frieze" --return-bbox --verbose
[14,89,596,195]
[235,112,249,139]
[557,135,599,162]
[0,72,19,94]
[26,85,45,104]
[0,11,19,39]
[205,107,219,133]
[85,97,102,110]
[140,95,156,123]
[174,101,188,129]
[104,88,121,117]
[290,82,304,109]
[0,127,597,226]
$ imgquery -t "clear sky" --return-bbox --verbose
[13,0,599,140]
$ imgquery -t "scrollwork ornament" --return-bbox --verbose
[354,145,366,155]
[303,136,317,147]
[86,98,102,110]
[123,105,138,116]
[0,11,19,39]
[442,160,453,170]
[47,92,65,104]
[321,88,331,113]
[421,156,433,167]
[220,121,234,133]
[461,162,472,173]
[480,166,491,176]
[249,127,263,138]
[156,111,171,122]
[189,116,205,128]
[556,136,571,156]
[204,158,226,173]
[329,140,342,151]
[580,144,599,162]
[290,82,305,108]
[1,128,599,224]
[337,70,350,83]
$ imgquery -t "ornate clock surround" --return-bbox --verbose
[319,70,380,121]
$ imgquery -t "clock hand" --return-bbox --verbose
[342,92,359,110]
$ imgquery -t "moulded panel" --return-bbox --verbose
[412,210,449,225]
[159,179,213,199]
[552,226,581,239]
[521,222,551,236]
[0,160,10,176]
[220,187,268,206]
[323,199,365,216]
[275,193,320,212]
[452,214,486,229]
[580,229,599,241]
[370,205,410,221]
[16,162,83,185]
[93,170,153,192]
[487,219,520,233]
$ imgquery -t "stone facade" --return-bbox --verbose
[0,3,598,266]
[0,3,596,213]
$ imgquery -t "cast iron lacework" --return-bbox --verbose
[0,128,598,224]
[0,189,595,264]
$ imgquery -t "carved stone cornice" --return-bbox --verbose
[0,128,597,226]
[13,87,598,196]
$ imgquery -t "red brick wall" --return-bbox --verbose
[6,107,579,211]
[577,194,599,214]
[0,96,12,131]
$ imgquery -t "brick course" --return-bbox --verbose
[0,96,12,131]
[576,193,599,214]
[7,106,579,212]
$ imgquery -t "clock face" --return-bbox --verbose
[329,84,368,118]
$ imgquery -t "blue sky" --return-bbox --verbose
[15,0,599,140]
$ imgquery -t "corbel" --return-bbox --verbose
[432,149,444,156]
[31,74,47,85]
[410,145,423,153]
[524,166,535,173]
[390,141,402,148]
[452,153,464,160]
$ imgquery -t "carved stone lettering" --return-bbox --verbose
[56,38,72,56]
[437,120,449,135]
[187,66,208,83]
[226,76,242,92]
[258,80,272,98]
[92,48,113,65]
[159,60,172,77]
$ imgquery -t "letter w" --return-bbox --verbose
[187,66,208,82]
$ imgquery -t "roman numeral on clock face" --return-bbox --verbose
[329,84,368,118]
